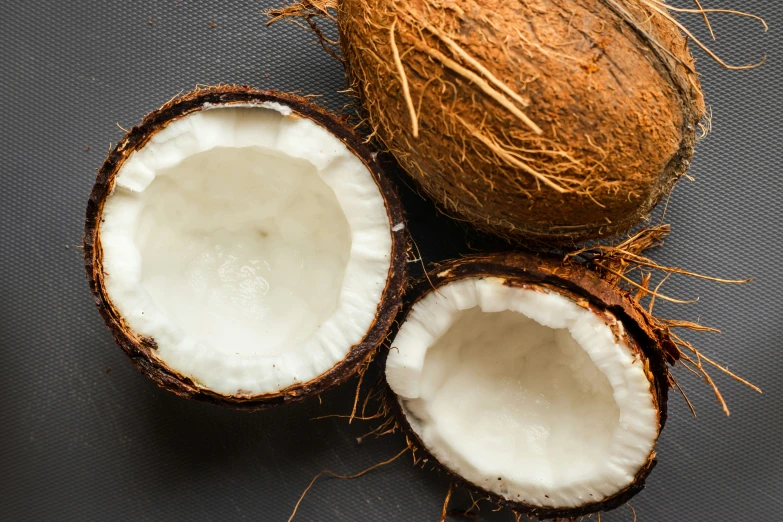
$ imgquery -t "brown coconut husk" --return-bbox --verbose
[286,446,411,521]
[83,85,408,410]
[268,0,766,243]
[565,223,760,416]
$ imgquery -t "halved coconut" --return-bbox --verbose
[84,86,406,409]
[385,254,671,519]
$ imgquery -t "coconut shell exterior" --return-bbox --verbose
[84,86,408,410]
[385,252,673,519]
[339,0,706,242]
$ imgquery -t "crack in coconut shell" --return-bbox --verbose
[83,85,408,410]
[381,252,670,519]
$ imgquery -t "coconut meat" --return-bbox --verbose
[100,105,392,396]
[386,277,659,508]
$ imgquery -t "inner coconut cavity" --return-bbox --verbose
[100,104,393,396]
[386,277,659,509]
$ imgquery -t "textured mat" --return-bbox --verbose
[0,1,780,521]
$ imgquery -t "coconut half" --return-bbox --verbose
[84,86,406,408]
[385,254,670,519]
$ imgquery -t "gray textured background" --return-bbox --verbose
[0,1,780,520]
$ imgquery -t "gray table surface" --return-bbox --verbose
[1,1,780,520]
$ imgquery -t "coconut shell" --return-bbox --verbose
[338,0,706,242]
[84,86,408,410]
[385,252,672,518]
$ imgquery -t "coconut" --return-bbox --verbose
[384,252,673,518]
[274,0,707,241]
[84,86,407,409]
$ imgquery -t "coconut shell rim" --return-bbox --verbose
[83,85,408,411]
[383,252,671,519]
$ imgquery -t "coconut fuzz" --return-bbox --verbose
[84,86,407,409]
[385,253,671,519]
[332,0,706,241]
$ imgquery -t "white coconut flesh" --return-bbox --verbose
[99,104,393,396]
[386,277,659,509]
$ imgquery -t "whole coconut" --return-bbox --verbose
[336,0,706,241]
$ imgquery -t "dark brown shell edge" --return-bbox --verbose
[83,85,408,411]
[582,0,704,242]
[383,252,671,519]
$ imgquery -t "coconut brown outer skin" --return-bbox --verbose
[385,252,672,519]
[84,86,408,411]
[339,0,706,242]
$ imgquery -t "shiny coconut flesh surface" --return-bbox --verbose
[99,103,394,397]
[386,277,660,510]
